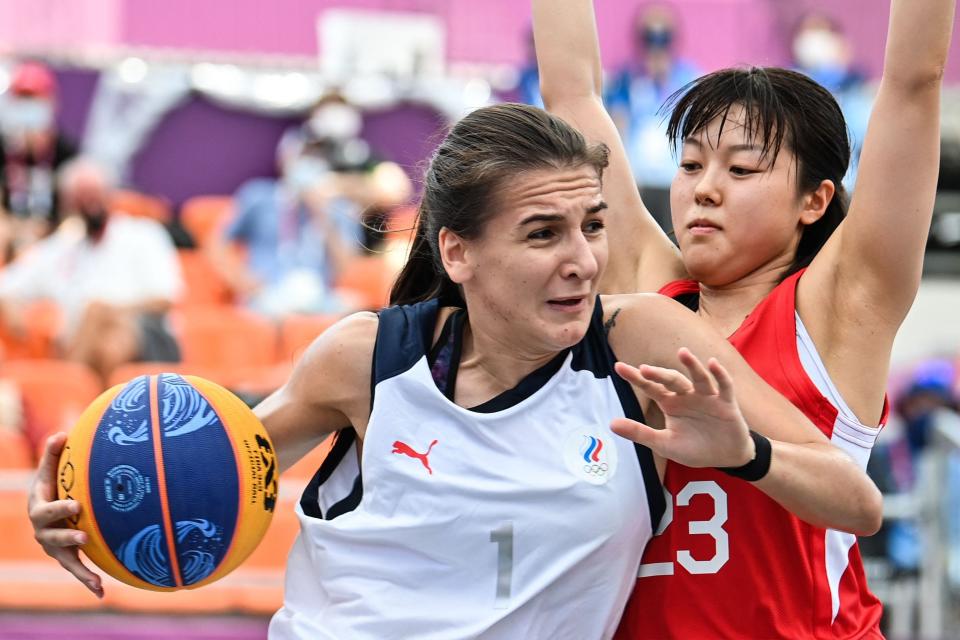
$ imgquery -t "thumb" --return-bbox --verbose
[36,432,68,488]
[611,417,667,452]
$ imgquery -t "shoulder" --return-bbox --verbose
[296,311,379,383]
[600,293,704,362]
[284,311,379,419]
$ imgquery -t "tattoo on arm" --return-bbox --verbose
[603,308,622,336]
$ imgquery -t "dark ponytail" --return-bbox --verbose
[389,206,463,306]
[389,103,609,306]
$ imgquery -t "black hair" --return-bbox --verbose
[664,66,851,279]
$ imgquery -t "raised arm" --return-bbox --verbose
[532,0,684,294]
[607,294,882,535]
[805,0,956,333]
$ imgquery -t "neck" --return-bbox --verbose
[696,262,791,337]
[457,316,557,402]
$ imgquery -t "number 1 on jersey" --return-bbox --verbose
[490,523,514,609]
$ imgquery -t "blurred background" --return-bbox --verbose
[0,1,957,638]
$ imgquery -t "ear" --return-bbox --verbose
[437,227,473,284]
[799,179,836,226]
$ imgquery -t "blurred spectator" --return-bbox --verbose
[0,158,182,383]
[605,4,701,232]
[211,96,411,318]
[516,27,545,108]
[0,61,77,262]
[878,360,959,577]
[790,13,873,188]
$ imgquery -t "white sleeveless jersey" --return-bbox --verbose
[269,298,663,640]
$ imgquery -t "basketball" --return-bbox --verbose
[55,374,278,591]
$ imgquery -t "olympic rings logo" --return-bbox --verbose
[583,462,609,476]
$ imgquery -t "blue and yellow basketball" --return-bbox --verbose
[56,374,278,591]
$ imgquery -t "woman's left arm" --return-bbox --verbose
[806,0,956,323]
[608,294,882,536]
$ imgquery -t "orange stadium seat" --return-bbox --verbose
[335,256,396,311]
[176,249,234,307]
[107,361,223,388]
[110,189,173,224]
[0,428,34,468]
[0,359,102,452]
[172,306,277,382]
[385,204,418,243]
[0,300,63,359]
[180,195,234,248]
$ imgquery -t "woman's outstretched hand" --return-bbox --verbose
[612,348,755,469]
[26,432,104,598]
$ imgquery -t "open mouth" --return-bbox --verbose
[547,296,587,311]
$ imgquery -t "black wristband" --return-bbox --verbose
[718,431,772,482]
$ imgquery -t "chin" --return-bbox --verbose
[544,318,591,350]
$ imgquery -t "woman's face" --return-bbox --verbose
[445,165,608,354]
[670,105,814,287]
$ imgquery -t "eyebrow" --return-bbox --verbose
[518,201,607,226]
[683,138,763,154]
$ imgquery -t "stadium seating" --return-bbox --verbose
[180,195,234,248]
[1,359,102,453]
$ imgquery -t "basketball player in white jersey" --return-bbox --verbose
[29,103,881,639]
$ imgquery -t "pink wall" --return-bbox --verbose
[2,0,958,81]
[117,0,960,80]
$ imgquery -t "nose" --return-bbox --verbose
[693,167,722,207]
[559,230,600,282]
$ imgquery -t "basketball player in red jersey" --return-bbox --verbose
[534,0,955,637]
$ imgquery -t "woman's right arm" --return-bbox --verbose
[26,312,378,596]
[257,311,377,473]
[532,0,685,294]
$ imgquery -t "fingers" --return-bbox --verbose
[37,432,67,484]
[707,357,736,403]
[35,524,87,548]
[29,498,80,530]
[677,348,718,396]
[616,361,694,395]
[53,549,104,598]
[611,417,667,453]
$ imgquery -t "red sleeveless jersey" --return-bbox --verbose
[617,270,885,639]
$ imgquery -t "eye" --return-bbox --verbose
[584,219,606,234]
[527,228,556,241]
[679,161,701,172]
[730,166,757,176]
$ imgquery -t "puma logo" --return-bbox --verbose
[392,439,439,475]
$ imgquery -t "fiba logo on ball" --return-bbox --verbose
[563,429,618,485]
[103,464,151,512]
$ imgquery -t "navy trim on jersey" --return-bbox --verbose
[373,299,439,386]
[300,428,359,520]
[573,297,665,530]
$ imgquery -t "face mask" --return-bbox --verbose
[284,156,329,194]
[792,29,845,71]
[80,206,109,238]
[307,103,362,142]
[2,98,54,135]
[641,25,674,51]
